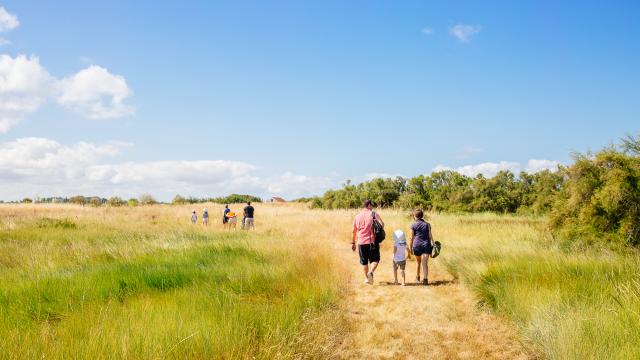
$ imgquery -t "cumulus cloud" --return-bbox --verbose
[434,161,519,178]
[0,55,134,132]
[0,55,54,133]
[449,24,481,43]
[0,7,133,132]
[433,159,562,178]
[57,65,134,119]
[0,137,337,201]
[525,159,562,173]
[0,7,18,32]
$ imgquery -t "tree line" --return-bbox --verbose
[305,134,640,247]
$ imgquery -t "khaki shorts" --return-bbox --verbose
[393,260,406,270]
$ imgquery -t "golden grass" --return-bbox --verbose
[3,203,636,359]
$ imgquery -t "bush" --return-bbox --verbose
[138,194,158,206]
[551,136,640,247]
[210,194,261,204]
[69,196,86,205]
[127,198,139,207]
[107,197,126,207]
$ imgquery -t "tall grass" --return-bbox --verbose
[0,204,344,359]
[433,212,640,359]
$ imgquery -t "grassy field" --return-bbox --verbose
[2,204,639,359]
[434,213,640,359]
[0,204,345,359]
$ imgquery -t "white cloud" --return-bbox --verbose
[434,161,519,178]
[449,24,481,43]
[57,65,134,119]
[0,54,135,132]
[421,27,434,35]
[525,159,562,173]
[0,37,10,46]
[0,7,18,32]
[0,55,54,133]
[433,159,563,178]
[0,137,338,201]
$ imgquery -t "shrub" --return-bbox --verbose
[107,197,126,207]
[138,194,158,205]
[551,135,640,247]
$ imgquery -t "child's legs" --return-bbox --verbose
[393,262,398,282]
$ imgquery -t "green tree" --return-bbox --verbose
[107,196,126,207]
[127,198,139,207]
[138,194,158,205]
[69,196,86,205]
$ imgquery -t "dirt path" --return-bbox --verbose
[334,242,530,360]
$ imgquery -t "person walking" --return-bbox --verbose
[351,199,384,285]
[191,210,197,225]
[202,208,209,226]
[222,205,230,228]
[243,201,255,230]
[409,209,434,285]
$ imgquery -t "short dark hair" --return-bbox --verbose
[247,201,251,205]
[363,199,372,208]
[414,209,424,219]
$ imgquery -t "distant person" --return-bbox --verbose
[392,229,410,286]
[352,199,384,285]
[203,208,209,225]
[191,210,197,224]
[243,201,255,230]
[226,211,238,230]
[223,205,230,227]
[409,209,433,285]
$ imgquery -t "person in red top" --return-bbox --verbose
[352,199,384,285]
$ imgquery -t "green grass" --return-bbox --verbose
[0,210,341,359]
[436,213,640,359]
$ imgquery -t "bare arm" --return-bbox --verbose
[428,223,434,246]
[351,223,357,251]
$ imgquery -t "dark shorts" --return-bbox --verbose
[412,243,433,257]
[222,217,228,224]
[358,243,380,265]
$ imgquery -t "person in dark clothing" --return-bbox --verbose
[409,209,434,285]
[243,202,255,230]
[223,205,230,226]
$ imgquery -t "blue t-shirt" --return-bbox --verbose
[411,219,431,248]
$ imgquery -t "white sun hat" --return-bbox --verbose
[392,229,406,244]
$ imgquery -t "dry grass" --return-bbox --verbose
[4,203,632,359]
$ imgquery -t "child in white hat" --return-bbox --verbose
[392,229,410,286]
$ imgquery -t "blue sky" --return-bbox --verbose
[0,1,638,200]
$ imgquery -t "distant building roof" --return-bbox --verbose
[271,197,287,202]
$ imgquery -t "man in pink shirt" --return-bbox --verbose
[352,199,384,284]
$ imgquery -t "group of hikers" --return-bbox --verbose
[190,201,255,230]
[352,199,439,286]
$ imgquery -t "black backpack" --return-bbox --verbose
[371,211,385,244]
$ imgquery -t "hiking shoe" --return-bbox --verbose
[367,272,374,284]
[422,279,428,286]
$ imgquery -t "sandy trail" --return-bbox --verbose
[334,242,529,360]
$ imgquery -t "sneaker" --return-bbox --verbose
[367,272,374,284]
[422,279,428,286]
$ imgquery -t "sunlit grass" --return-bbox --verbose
[0,203,344,359]
[434,212,640,359]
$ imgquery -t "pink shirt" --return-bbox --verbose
[353,209,383,245]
